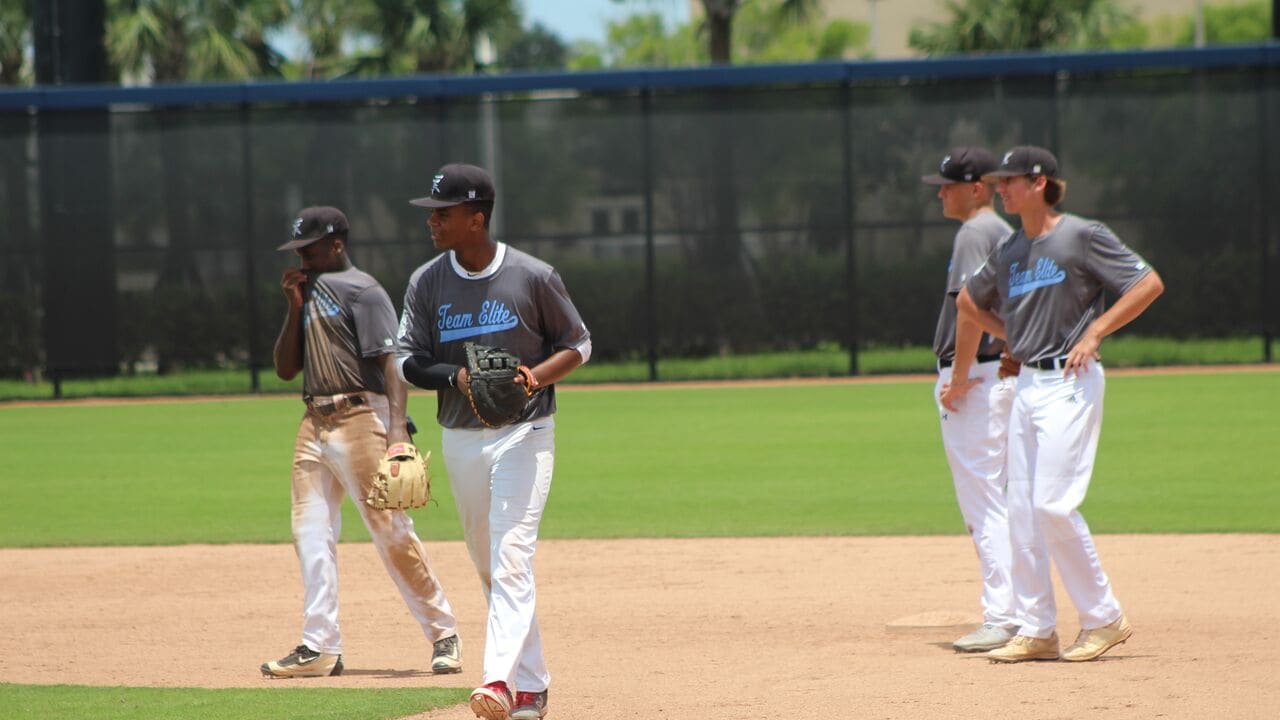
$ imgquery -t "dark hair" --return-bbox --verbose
[464,200,495,229]
[1043,177,1067,206]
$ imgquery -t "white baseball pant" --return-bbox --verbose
[290,394,459,655]
[1006,364,1124,638]
[442,417,555,694]
[935,360,1017,628]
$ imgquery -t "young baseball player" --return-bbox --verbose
[921,147,1019,652]
[396,164,591,720]
[941,147,1165,663]
[263,206,462,678]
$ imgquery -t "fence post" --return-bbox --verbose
[643,87,659,382]
[241,101,261,391]
[842,80,859,375]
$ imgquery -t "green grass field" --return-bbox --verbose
[1,370,1277,548]
[1,369,1277,719]
[0,336,1272,401]
[0,684,469,720]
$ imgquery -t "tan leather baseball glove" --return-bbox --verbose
[366,442,431,510]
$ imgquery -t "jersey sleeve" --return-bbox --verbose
[536,268,590,352]
[947,225,997,296]
[396,268,437,361]
[351,284,399,357]
[1085,222,1153,296]
[965,247,1001,311]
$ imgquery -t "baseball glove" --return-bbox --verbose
[366,442,431,510]
[462,342,541,428]
[998,353,1022,380]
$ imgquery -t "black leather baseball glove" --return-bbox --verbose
[462,342,541,427]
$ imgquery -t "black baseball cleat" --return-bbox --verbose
[260,644,343,678]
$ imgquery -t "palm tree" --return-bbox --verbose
[346,0,518,76]
[106,0,288,82]
[0,0,29,85]
[909,0,1134,54]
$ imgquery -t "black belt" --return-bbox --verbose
[938,353,1002,370]
[1028,356,1070,370]
[305,392,367,416]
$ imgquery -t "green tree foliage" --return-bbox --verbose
[585,1,868,68]
[0,0,28,85]
[1174,0,1272,44]
[497,21,569,71]
[335,0,518,76]
[106,0,290,82]
[908,0,1138,54]
[612,0,823,64]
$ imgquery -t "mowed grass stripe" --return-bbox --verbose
[0,370,1276,547]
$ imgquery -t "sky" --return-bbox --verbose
[523,0,690,44]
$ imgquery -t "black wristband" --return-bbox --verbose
[403,355,463,391]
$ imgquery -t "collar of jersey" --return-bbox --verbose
[449,242,506,280]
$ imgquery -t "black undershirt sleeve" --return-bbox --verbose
[403,355,461,391]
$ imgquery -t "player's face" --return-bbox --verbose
[427,205,481,250]
[996,176,1038,214]
[937,182,977,220]
[295,236,343,272]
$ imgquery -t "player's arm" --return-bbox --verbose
[517,346,585,390]
[379,352,411,447]
[1064,270,1165,375]
[273,268,306,380]
[969,305,1007,341]
[939,288,986,412]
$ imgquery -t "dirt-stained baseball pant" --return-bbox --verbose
[291,393,458,654]
[1006,365,1124,637]
[442,417,555,694]
[935,360,1017,628]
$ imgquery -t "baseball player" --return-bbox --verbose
[921,147,1019,652]
[941,147,1165,663]
[396,164,591,720]
[262,206,462,678]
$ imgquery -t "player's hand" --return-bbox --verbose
[456,366,472,397]
[281,268,307,309]
[1064,335,1102,377]
[940,375,983,413]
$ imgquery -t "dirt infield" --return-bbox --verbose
[2,535,1277,719]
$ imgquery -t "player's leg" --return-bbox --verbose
[441,426,496,594]
[337,398,459,646]
[1005,373,1058,638]
[483,419,555,693]
[936,362,1017,637]
[1028,367,1124,629]
[292,418,346,654]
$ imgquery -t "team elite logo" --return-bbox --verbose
[436,300,520,342]
[292,218,304,238]
[1008,257,1066,298]
[432,174,445,194]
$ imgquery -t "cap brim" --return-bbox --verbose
[409,196,465,208]
[276,236,322,251]
[981,170,1026,179]
[921,173,959,185]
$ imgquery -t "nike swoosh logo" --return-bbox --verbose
[532,425,546,430]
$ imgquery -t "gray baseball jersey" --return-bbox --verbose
[966,214,1153,363]
[933,210,1013,362]
[398,244,590,430]
[301,267,398,398]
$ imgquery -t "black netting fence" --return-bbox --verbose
[1,49,1277,387]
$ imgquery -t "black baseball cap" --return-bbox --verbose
[921,146,999,185]
[277,206,349,251]
[410,163,496,208]
[984,145,1059,179]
